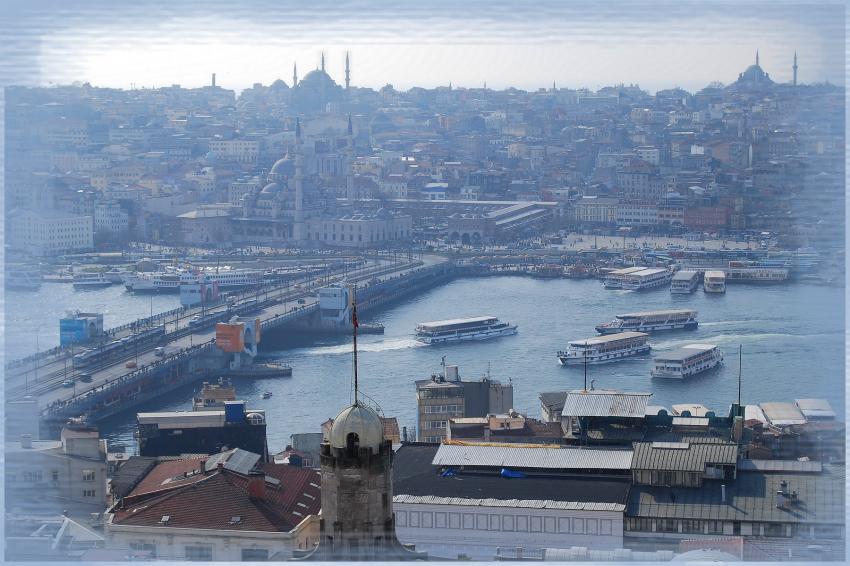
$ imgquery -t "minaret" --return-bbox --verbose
[756,49,760,67]
[293,118,305,241]
[793,51,798,86]
[321,51,325,73]
[293,62,298,87]
[345,51,351,90]
[346,114,355,201]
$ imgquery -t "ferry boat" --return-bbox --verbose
[104,268,131,283]
[620,268,673,290]
[414,316,518,344]
[704,270,726,293]
[670,270,700,294]
[725,267,789,283]
[557,331,650,365]
[595,309,698,334]
[125,267,263,293]
[73,272,113,289]
[602,266,646,289]
[5,269,42,291]
[651,344,723,379]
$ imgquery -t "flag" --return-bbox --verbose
[352,308,359,328]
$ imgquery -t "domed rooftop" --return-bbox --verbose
[270,154,293,176]
[299,69,338,89]
[329,402,384,452]
[260,182,280,195]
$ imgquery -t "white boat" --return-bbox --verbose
[262,391,273,399]
[595,309,698,335]
[704,270,726,293]
[415,316,518,344]
[671,270,700,294]
[5,270,42,291]
[620,268,673,290]
[602,266,646,289]
[72,272,113,289]
[104,268,131,283]
[557,331,650,365]
[652,344,723,378]
[125,267,263,293]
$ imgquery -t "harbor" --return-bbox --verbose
[91,275,844,453]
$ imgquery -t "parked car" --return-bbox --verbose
[125,361,138,369]
[78,373,93,383]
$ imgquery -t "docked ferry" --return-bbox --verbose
[620,268,673,291]
[414,316,517,344]
[651,344,723,378]
[704,270,726,293]
[73,272,113,289]
[557,332,650,365]
[602,266,646,289]
[670,270,700,294]
[595,309,698,335]
[125,267,264,293]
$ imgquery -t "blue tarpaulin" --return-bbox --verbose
[500,468,526,479]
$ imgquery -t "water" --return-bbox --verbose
[5,283,181,360]
[93,276,844,453]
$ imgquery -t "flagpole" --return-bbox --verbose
[352,286,359,405]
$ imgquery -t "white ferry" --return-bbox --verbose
[125,268,263,293]
[557,331,650,365]
[651,344,723,378]
[602,266,646,289]
[73,272,113,289]
[414,316,518,344]
[671,270,700,294]
[620,268,673,290]
[595,309,698,335]
[104,268,131,283]
[704,270,726,293]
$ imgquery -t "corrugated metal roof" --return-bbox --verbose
[562,390,651,418]
[794,399,836,419]
[539,391,568,411]
[672,417,710,427]
[738,459,823,473]
[393,494,625,512]
[631,442,738,472]
[432,443,633,470]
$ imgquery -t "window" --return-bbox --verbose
[82,489,97,497]
[241,548,269,561]
[51,470,59,482]
[129,542,156,557]
[185,545,213,561]
[82,469,96,482]
[682,520,702,534]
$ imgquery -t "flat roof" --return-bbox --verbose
[569,331,648,346]
[704,270,726,277]
[562,389,652,418]
[627,268,668,277]
[794,399,836,419]
[632,441,738,472]
[417,315,497,328]
[393,494,624,513]
[653,344,718,362]
[671,404,711,417]
[609,266,646,275]
[432,443,634,470]
[617,309,696,318]
[137,410,264,429]
[672,270,698,280]
[759,402,807,426]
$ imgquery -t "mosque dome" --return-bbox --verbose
[260,182,281,195]
[329,402,384,452]
[270,154,294,176]
[299,69,338,90]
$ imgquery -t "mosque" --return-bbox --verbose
[727,50,799,93]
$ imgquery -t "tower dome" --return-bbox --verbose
[329,402,384,452]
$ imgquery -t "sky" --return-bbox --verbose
[1,0,845,94]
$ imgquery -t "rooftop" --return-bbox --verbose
[759,402,807,426]
[631,441,738,472]
[432,443,633,471]
[562,389,652,418]
[568,332,649,346]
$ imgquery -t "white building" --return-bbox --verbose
[377,175,408,199]
[208,139,260,164]
[94,201,129,236]
[392,444,631,560]
[306,210,412,248]
[7,209,94,255]
[634,146,661,166]
[616,202,658,227]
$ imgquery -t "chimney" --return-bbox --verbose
[247,471,266,500]
[721,484,726,503]
[21,434,32,449]
[402,426,408,443]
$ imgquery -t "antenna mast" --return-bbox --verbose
[583,348,588,392]
[352,285,359,404]
[737,344,742,414]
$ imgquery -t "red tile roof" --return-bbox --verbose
[112,462,321,533]
[124,457,207,501]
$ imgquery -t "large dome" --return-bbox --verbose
[329,402,384,452]
[299,69,338,89]
[270,155,293,176]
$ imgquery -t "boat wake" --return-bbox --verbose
[700,319,766,327]
[652,331,842,350]
[301,338,425,356]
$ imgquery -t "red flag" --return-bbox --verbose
[352,308,359,328]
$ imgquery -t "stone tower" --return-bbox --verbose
[793,51,798,87]
[346,114,356,201]
[293,118,305,242]
[296,402,425,560]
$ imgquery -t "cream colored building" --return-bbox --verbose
[7,209,94,255]
[306,210,412,248]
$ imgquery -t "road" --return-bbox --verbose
[23,254,445,409]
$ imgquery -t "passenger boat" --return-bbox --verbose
[595,309,698,334]
[557,331,650,365]
[670,270,700,294]
[414,316,517,344]
[620,268,673,290]
[262,391,273,399]
[73,272,113,289]
[104,268,131,283]
[704,271,726,293]
[651,344,723,379]
[192,378,236,411]
[602,266,646,289]
[125,267,264,293]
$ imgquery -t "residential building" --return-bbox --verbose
[6,209,94,256]
[574,196,618,225]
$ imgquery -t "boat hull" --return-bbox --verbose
[595,321,697,334]
[416,326,518,345]
[557,345,651,365]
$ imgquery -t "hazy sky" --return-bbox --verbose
[2,0,845,94]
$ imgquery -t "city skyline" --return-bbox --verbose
[4,1,844,93]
